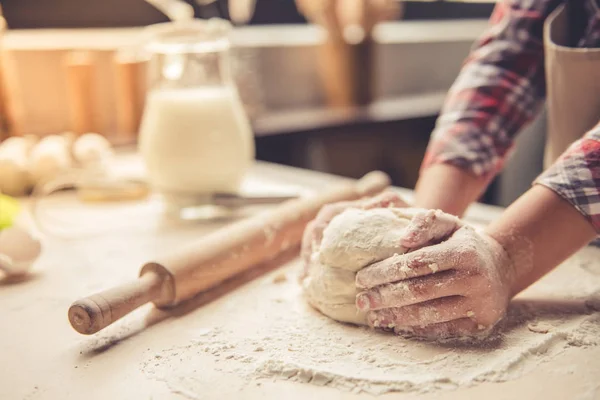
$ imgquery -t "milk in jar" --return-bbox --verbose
[138,19,255,209]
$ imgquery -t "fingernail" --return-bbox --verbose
[355,272,368,289]
[358,290,383,311]
[356,293,371,311]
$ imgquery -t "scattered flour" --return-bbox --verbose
[527,322,553,334]
[140,246,600,397]
[271,272,287,284]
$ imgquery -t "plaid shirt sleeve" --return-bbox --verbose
[534,124,600,233]
[421,0,561,180]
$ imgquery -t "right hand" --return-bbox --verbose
[355,219,516,339]
[300,191,410,277]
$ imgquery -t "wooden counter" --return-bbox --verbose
[1,155,599,400]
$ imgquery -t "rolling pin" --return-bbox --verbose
[68,170,391,334]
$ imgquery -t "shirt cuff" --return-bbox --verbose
[533,127,600,235]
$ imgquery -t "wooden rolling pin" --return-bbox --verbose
[68,170,391,334]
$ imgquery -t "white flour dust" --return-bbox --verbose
[140,246,600,397]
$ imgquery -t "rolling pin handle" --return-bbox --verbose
[356,170,392,197]
[68,271,164,335]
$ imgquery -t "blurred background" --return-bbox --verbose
[0,0,546,208]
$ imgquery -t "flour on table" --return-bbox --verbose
[302,207,412,325]
[141,245,600,397]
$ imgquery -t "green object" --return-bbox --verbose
[0,194,20,230]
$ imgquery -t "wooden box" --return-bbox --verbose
[1,28,147,143]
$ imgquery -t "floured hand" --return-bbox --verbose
[301,201,468,327]
[355,215,516,339]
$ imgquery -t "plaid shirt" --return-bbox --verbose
[422,0,600,233]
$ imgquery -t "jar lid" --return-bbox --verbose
[142,18,232,55]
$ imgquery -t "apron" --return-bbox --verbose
[543,2,600,168]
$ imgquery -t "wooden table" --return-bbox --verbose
[2,156,599,400]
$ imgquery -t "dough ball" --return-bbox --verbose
[303,207,414,325]
[318,208,411,271]
[302,259,366,325]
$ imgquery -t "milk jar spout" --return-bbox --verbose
[138,19,255,211]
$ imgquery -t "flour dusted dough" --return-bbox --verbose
[303,207,414,325]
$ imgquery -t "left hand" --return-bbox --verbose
[355,212,516,339]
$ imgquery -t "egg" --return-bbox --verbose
[72,132,113,167]
[0,226,41,276]
[0,136,37,196]
[28,135,73,186]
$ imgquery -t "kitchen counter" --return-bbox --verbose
[1,155,599,400]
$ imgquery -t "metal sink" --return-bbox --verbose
[231,20,488,114]
[235,20,545,208]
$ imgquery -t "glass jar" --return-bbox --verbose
[138,18,255,211]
